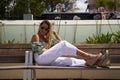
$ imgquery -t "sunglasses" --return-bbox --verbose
[41,27,49,31]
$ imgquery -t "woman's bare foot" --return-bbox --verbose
[86,53,103,66]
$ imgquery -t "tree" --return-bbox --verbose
[0,0,6,19]
[0,0,47,19]
[0,0,14,19]
[30,0,46,17]
[10,0,26,19]
[95,0,106,8]
[95,0,118,11]
[0,0,64,19]
[105,0,118,11]
[10,0,47,19]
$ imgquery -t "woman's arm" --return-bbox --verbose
[31,34,47,53]
[31,34,39,42]
[53,30,61,42]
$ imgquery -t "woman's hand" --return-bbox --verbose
[41,48,47,53]
[52,30,57,35]
[52,30,61,41]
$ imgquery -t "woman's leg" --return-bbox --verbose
[76,48,98,60]
[76,49,102,66]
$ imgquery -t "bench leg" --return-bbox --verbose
[23,69,32,80]
[68,79,74,80]
[27,69,33,80]
[32,69,36,80]
[23,70,28,80]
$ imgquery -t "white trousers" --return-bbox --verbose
[34,40,86,66]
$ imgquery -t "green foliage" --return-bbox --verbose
[4,39,15,44]
[113,30,120,43]
[86,29,120,44]
[0,0,66,19]
[10,0,47,19]
[0,0,6,19]
[10,0,26,19]
[105,0,118,11]
[95,0,106,8]
[0,0,67,19]
[86,32,113,44]
[30,0,46,17]
[95,0,118,11]
[0,0,48,19]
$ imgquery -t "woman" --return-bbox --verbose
[31,20,109,67]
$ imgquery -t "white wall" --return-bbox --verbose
[0,20,120,44]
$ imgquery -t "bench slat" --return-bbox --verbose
[0,66,28,70]
[110,55,120,63]
[0,66,120,70]
[0,56,25,63]
[76,44,120,48]
[0,49,31,55]
[79,48,120,55]
[0,44,31,49]
[1,44,120,49]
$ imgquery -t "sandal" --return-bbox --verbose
[97,50,110,68]
[86,53,103,67]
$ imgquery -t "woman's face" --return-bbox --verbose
[39,23,49,36]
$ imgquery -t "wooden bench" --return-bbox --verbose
[0,44,120,80]
[0,44,31,80]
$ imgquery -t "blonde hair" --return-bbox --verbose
[38,20,53,47]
